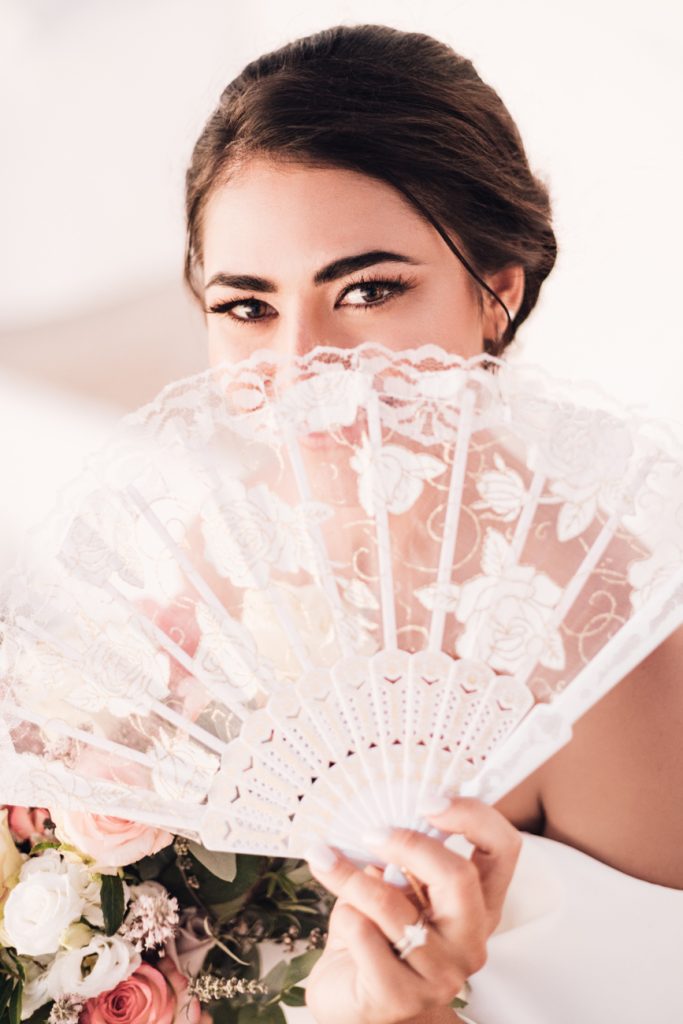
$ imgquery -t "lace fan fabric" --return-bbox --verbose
[0,344,681,860]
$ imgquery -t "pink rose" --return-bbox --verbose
[5,806,51,843]
[50,807,172,868]
[49,754,173,868]
[138,597,209,723]
[81,960,201,1024]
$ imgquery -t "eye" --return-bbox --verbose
[205,297,275,326]
[336,273,416,309]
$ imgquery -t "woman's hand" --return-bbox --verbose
[304,796,521,1024]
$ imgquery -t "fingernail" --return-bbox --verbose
[383,863,409,888]
[362,826,393,848]
[417,791,451,817]
[305,841,337,873]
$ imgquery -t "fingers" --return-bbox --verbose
[359,798,520,940]
[306,842,451,981]
[326,902,463,1019]
[423,795,522,925]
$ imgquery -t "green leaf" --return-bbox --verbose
[237,1005,286,1024]
[187,842,237,882]
[284,862,313,886]
[100,873,126,935]
[7,981,21,1024]
[449,995,469,1009]
[132,843,177,881]
[208,1003,240,1024]
[276,875,297,901]
[209,856,269,922]
[0,981,13,1017]
[281,986,306,1007]
[28,841,60,855]
[283,949,323,988]
[262,959,289,995]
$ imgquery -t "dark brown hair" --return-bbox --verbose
[184,24,557,355]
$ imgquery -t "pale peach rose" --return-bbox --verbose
[51,806,172,868]
[49,753,173,869]
[81,960,201,1024]
[6,805,51,843]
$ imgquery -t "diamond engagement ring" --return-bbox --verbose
[392,911,430,960]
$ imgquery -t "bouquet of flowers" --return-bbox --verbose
[0,806,332,1024]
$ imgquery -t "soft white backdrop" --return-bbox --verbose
[1,0,682,569]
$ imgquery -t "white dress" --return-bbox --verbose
[284,832,683,1024]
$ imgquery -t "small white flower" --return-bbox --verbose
[47,995,85,1024]
[47,934,140,1001]
[119,881,180,951]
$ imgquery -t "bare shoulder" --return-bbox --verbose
[537,625,683,887]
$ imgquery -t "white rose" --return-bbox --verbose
[3,871,83,956]
[47,934,140,1000]
[350,434,445,515]
[454,530,564,673]
[473,454,525,521]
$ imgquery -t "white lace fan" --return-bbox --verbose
[1,343,681,865]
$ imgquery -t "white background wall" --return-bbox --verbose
[1,0,682,567]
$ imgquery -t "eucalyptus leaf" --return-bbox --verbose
[281,986,306,1007]
[283,949,323,988]
[262,959,289,995]
[209,1003,240,1024]
[133,843,177,881]
[100,873,126,935]
[237,1004,286,1023]
[284,863,313,886]
[187,841,238,882]
[209,856,268,920]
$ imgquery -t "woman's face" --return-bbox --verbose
[201,157,522,366]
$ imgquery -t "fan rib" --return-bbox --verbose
[280,421,355,658]
[123,484,273,681]
[506,469,546,566]
[367,390,397,648]
[429,387,476,651]
[101,581,249,723]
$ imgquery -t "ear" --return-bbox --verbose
[481,264,525,341]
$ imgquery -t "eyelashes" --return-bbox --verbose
[205,273,417,326]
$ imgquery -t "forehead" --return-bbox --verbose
[200,157,436,276]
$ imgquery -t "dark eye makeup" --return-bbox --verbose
[204,273,417,326]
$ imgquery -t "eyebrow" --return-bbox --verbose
[204,249,421,293]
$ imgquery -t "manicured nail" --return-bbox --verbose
[383,863,409,888]
[417,792,451,817]
[305,841,337,873]
[362,826,393,848]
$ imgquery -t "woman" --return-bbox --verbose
[183,24,683,1023]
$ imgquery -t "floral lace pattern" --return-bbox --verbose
[1,343,681,855]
